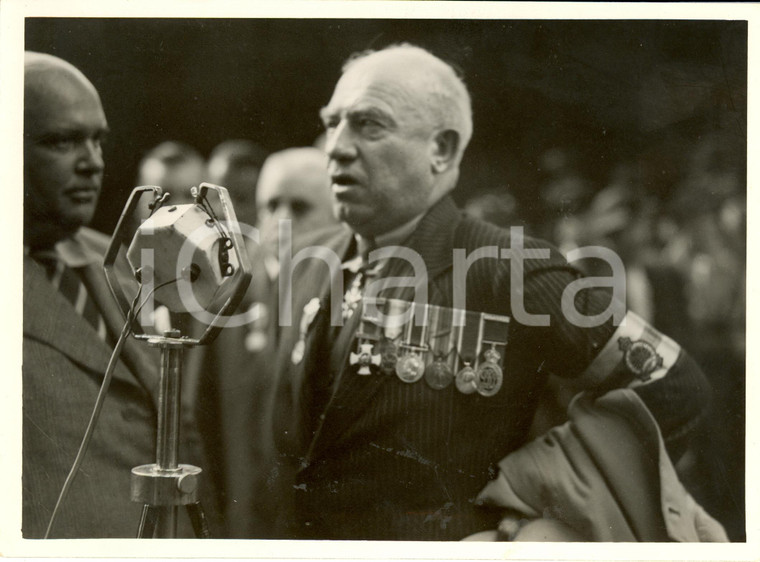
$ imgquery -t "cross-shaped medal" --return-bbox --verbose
[350,342,381,375]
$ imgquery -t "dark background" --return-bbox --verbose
[25,18,746,233]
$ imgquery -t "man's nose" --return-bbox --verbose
[76,139,105,174]
[325,120,356,162]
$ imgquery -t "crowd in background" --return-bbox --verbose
[465,134,746,540]
[466,134,745,366]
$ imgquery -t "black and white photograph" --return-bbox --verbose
[1,1,755,559]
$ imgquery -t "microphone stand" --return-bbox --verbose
[132,329,209,538]
[103,184,252,539]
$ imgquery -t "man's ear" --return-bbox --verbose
[431,129,460,173]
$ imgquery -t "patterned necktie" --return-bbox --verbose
[31,251,108,341]
[342,237,377,321]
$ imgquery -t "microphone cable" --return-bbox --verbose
[44,278,178,539]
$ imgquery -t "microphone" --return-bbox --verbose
[127,200,239,313]
[104,183,252,344]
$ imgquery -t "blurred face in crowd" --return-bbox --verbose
[24,53,108,246]
[207,140,267,227]
[137,141,205,206]
[320,49,451,237]
[256,147,336,254]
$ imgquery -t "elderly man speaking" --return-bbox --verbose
[266,43,714,541]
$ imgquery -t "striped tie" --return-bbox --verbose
[32,252,108,341]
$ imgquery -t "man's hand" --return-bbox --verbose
[460,516,584,541]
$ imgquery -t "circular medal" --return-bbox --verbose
[455,362,477,394]
[424,356,454,390]
[476,362,503,397]
[395,352,425,383]
[375,337,398,376]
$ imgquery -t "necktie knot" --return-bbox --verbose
[357,236,376,270]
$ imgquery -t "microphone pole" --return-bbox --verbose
[131,329,205,538]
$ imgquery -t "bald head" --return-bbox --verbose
[342,44,473,160]
[24,52,108,248]
[25,52,101,104]
[257,147,336,252]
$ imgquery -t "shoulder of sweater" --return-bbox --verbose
[292,223,352,253]
[454,216,570,272]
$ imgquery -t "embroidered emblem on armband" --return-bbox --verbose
[580,311,681,388]
[617,337,663,382]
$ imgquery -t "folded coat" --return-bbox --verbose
[476,388,728,542]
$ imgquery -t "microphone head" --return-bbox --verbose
[126,203,239,313]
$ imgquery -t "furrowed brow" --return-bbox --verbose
[349,106,395,129]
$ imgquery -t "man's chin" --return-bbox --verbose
[335,203,368,227]
[62,209,95,230]
[336,209,377,236]
[24,216,84,249]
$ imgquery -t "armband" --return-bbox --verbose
[579,311,681,389]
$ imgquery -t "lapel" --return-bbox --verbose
[288,229,354,435]
[295,300,332,440]
[80,261,160,408]
[23,254,159,409]
[305,196,463,463]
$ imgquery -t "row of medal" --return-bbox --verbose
[349,297,510,397]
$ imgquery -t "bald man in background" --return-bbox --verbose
[256,147,336,258]
[190,146,336,537]
[22,52,166,538]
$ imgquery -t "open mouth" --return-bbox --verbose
[331,173,362,200]
[65,187,99,204]
[331,173,359,187]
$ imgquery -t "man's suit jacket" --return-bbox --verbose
[267,196,710,541]
[23,227,173,538]
[183,246,280,538]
